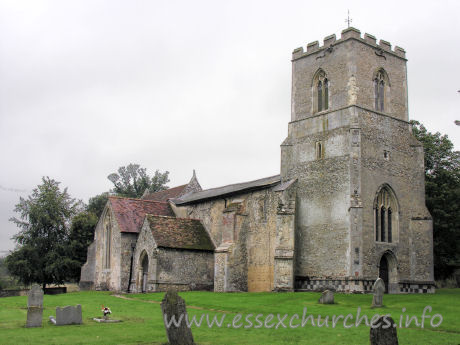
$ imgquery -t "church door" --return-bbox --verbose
[379,255,389,293]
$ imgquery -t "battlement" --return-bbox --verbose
[292,27,406,60]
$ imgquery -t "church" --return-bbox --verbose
[80,27,435,294]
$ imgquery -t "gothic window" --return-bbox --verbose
[104,213,112,269]
[374,185,398,243]
[374,69,389,112]
[313,69,329,113]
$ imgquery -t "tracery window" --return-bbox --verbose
[374,185,398,243]
[313,69,329,113]
[374,69,388,112]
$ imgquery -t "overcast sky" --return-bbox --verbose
[0,0,459,254]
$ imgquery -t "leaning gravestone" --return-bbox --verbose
[370,316,399,345]
[318,290,334,304]
[161,291,194,345]
[26,285,44,328]
[372,278,386,308]
[49,305,82,325]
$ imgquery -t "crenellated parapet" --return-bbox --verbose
[292,27,406,61]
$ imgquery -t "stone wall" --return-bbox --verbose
[119,233,138,292]
[91,205,131,292]
[282,109,352,279]
[181,188,279,292]
[130,218,214,292]
[291,28,407,122]
[281,105,433,291]
[156,248,214,290]
[130,218,157,293]
[79,242,96,290]
[359,108,433,283]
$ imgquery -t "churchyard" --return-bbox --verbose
[0,289,459,344]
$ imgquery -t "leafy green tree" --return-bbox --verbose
[107,163,169,198]
[411,120,460,279]
[67,211,98,281]
[87,192,109,218]
[6,177,82,289]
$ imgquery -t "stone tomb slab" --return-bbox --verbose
[161,291,194,345]
[50,305,83,325]
[26,285,44,328]
[27,285,44,308]
[93,318,122,323]
[318,290,334,304]
[372,278,385,308]
[370,316,399,345]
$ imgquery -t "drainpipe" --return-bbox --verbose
[127,242,136,293]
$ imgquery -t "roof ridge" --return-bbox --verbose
[109,195,169,204]
[146,214,202,222]
[146,184,187,193]
[195,174,280,194]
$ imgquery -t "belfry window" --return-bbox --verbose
[374,69,388,112]
[374,185,399,243]
[313,69,329,113]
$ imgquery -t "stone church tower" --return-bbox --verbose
[281,27,434,293]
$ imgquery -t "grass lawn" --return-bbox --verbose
[0,289,459,344]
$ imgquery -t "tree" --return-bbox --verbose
[411,120,460,279]
[67,211,98,281]
[87,192,109,218]
[107,163,169,198]
[6,177,82,289]
[0,256,18,290]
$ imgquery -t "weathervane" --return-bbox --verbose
[345,10,352,28]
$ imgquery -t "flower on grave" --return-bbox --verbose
[101,305,112,317]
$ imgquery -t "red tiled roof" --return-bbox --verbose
[146,215,215,251]
[109,196,175,233]
[142,185,188,202]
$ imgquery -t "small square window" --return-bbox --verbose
[384,150,390,160]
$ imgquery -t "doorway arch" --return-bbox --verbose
[378,251,398,294]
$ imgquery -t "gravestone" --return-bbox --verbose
[26,285,44,328]
[318,290,334,304]
[372,278,385,308]
[161,291,194,345]
[50,305,82,325]
[370,316,399,345]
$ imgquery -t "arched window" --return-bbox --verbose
[313,69,329,113]
[374,69,389,112]
[104,213,112,269]
[374,185,399,243]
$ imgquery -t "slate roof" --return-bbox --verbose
[146,215,215,251]
[109,196,175,233]
[174,175,281,205]
[141,184,188,202]
[273,178,297,192]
